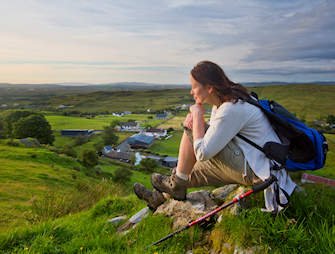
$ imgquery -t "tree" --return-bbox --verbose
[81,149,99,168]
[13,114,54,144]
[140,158,158,173]
[102,124,119,146]
[3,110,34,137]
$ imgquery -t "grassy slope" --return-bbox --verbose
[0,85,334,253]
[0,141,119,233]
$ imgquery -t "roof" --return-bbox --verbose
[146,128,165,133]
[104,150,133,160]
[128,134,154,145]
[163,156,178,162]
[61,129,94,132]
[156,113,168,117]
[119,121,138,127]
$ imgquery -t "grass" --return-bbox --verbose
[46,113,160,131]
[0,140,118,233]
[0,192,202,254]
[148,130,183,157]
[312,133,335,179]
[0,183,333,253]
[158,115,186,130]
[210,183,335,253]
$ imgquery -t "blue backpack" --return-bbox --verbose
[237,94,328,171]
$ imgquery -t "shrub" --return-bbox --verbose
[112,167,132,184]
[6,139,20,147]
[73,136,88,146]
[62,145,77,158]
[102,125,118,146]
[139,158,158,173]
[81,149,99,168]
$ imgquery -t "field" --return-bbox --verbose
[148,130,183,157]
[46,113,161,131]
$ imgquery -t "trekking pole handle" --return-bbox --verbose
[252,175,277,193]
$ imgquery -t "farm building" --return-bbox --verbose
[60,129,94,137]
[116,121,141,132]
[143,128,167,138]
[127,133,155,149]
[162,156,178,168]
[102,146,134,163]
[156,113,168,119]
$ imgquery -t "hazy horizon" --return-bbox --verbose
[0,0,334,84]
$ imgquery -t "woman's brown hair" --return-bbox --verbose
[190,61,250,103]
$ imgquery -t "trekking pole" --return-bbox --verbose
[148,175,277,248]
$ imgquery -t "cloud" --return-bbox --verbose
[0,0,334,83]
[242,1,335,63]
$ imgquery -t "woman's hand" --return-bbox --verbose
[189,103,205,116]
[183,113,193,129]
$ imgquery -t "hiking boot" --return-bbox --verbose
[151,172,188,201]
[133,183,166,211]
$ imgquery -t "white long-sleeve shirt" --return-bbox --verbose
[193,100,296,212]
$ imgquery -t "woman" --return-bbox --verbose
[134,61,296,213]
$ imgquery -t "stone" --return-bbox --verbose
[154,199,206,230]
[20,138,40,148]
[107,215,127,224]
[117,207,150,233]
[210,184,239,204]
[129,207,150,224]
[186,190,217,212]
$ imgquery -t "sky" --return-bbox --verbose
[0,0,334,84]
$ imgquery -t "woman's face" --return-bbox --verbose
[189,75,211,104]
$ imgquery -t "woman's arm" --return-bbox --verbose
[193,103,248,161]
[190,104,205,140]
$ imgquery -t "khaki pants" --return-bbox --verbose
[185,128,261,188]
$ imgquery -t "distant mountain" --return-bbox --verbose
[0,81,334,91]
[242,81,335,87]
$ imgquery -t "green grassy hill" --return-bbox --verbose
[0,141,121,233]
[0,84,334,253]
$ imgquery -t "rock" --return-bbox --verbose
[154,199,206,230]
[129,207,150,224]
[107,215,127,224]
[154,186,253,229]
[20,138,40,148]
[210,184,239,204]
[186,190,217,212]
[154,190,218,230]
[117,207,150,233]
